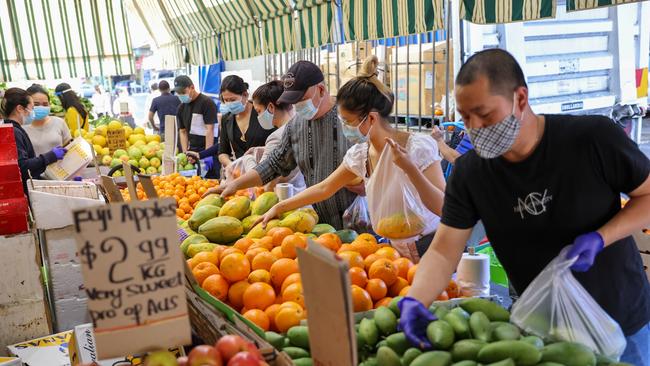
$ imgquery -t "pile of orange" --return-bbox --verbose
[187,228,460,333]
[119,173,219,220]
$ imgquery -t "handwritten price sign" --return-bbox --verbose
[73,198,191,359]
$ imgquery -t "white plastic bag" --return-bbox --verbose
[366,144,427,242]
[511,247,626,360]
[342,195,372,233]
[225,157,256,197]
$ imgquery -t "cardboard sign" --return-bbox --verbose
[122,162,138,202]
[138,175,158,199]
[100,176,124,202]
[297,241,357,366]
[162,115,177,175]
[107,129,126,153]
[72,198,191,359]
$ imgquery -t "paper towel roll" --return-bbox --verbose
[457,253,490,297]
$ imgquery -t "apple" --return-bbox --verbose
[215,335,248,362]
[226,352,260,366]
[187,345,222,366]
[244,342,262,362]
[144,350,177,366]
[177,356,189,366]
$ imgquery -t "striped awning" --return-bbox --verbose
[249,0,296,55]
[295,0,336,49]
[203,0,260,61]
[459,0,557,23]
[566,0,646,10]
[0,0,134,82]
[343,0,444,41]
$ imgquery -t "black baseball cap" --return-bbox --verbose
[277,61,324,104]
[173,75,193,93]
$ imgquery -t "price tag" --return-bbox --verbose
[107,129,126,153]
[73,198,191,359]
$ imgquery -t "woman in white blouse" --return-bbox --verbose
[24,84,71,156]
[256,56,446,261]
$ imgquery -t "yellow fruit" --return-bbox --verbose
[93,144,103,154]
[101,147,110,155]
[278,211,316,233]
[145,134,161,143]
[133,127,145,135]
[95,125,108,137]
[123,126,133,139]
[375,212,425,239]
[107,120,123,131]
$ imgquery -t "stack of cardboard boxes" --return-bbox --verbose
[0,125,29,236]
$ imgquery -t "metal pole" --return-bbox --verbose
[418,35,423,132]
[445,0,452,119]
[393,37,398,127]
[432,31,436,124]
[406,36,410,131]
[336,43,341,91]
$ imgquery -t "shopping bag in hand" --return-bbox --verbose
[225,157,255,197]
[366,144,427,242]
[343,195,372,233]
[511,246,626,360]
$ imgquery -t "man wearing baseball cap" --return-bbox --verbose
[174,75,218,156]
[209,61,358,229]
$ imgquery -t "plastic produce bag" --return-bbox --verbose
[342,195,372,233]
[366,144,427,242]
[224,157,256,198]
[511,247,626,360]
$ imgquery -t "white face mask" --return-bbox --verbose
[295,88,323,120]
[258,107,275,130]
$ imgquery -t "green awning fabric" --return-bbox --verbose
[459,0,556,24]
[342,0,444,41]
[202,0,260,61]
[0,0,134,82]
[220,25,260,61]
[250,0,296,54]
[566,0,646,11]
[295,0,335,49]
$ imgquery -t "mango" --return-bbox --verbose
[312,223,336,236]
[477,340,541,366]
[385,332,409,355]
[187,243,218,257]
[298,207,319,222]
[451,339,486,362]
[540,342,596,366]
[264,331,285,349]
[241,215,261,234]
[374,306,397,336]
[246,222,267,239]
[375,211,425,239]
[180,234,209,256]
[376,346,401,366]
[388,296,403,316]
[293,358,313,366]
[426,320,455,350]
[459,298,510,322]
[283,347,310,360]
[266,219,280,231]
[492,323,520,341]
[444,312,471,339]
[402,348,423,366]
[452,361,478,366]
[196,194,224,209]
[188,205,220,231]
[334,229,358,244]
[485,359,515,366]
[358,318,379,347]
[468,311,491,342]
[410,351,453,366]
[287,325,310,349]
[520,336,544,350]
[251,192,279,215]
[278,211,316,233]
[219,196,251,220]
[198,216,244,244]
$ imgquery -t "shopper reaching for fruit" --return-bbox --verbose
[400,49,650,365]
[254,56,446,261]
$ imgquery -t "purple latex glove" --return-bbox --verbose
[566,231,604,272]
[398,297,436,349]
[202,156,214,172]
[51,146,67,160]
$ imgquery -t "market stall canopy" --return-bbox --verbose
[342,0,445,41]
[0,0,134,82]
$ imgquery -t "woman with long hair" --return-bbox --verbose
[55,83,89,133]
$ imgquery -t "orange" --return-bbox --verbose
[399,285,411,297]
[202,274,229,301]
[368,258,398,286]
[264,304,281,332]
[188,194,201,204]
[338,251,364,269]
[220,253,251,283]
[356,233,378,245]
[281,234,308,259]
[316,233,342,252]
[192,262,220,286]
[338,244,354,253]
[407,264,418,284]
[252,251,277,271]
[376,247,400,261]
[280,273,302,294]
[234,238,255,252]
[436,290,449,301]
[388,277,409,297]
[192,251,219,266]
[393,258,414,279]
[350,239,379,258]
[271,246,284,259]
[364,254,381,271]
[446,279,459,299]
[279,301,303,310]
[176,208,185,217]
[243,282,276,310]
[268,227,294,247]
[270,258,299,288]
[248,269,271,284]
[350,285,373,312]
[243,309,270,331]
[227,281,251,310]
[349,267,369,288]
[183,214,191,220]
[255,236,274,251]
[365,279,388,301]
[186,258,198,270]
[245,247,269,264]
[282,282,305,308]
[220,248,244,262]
[179,202,192,214]
[375,297,393,308]
[212,245,226,260]
[275,306,305,333]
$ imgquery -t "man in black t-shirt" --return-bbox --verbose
[174,76,218,153]
[400,49,650,365]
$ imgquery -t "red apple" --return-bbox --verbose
[215,335,248,361]
[226,352,260,366]
[177,356,189,366]
[244,342,263,361]
[188,345,222,366]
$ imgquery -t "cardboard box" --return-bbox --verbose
[390,41,453,116]
[0,357,21,366]
[43,228,79,265]
[7,331,72,366]
[0,125,18,161]
[0,162,21,182]
[0,197,29,235]
[53,298,90,333]
[50,263,85,300]
[0,181,24,200]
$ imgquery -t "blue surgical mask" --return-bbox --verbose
[258,108,275,130]
[340,115,369,144]
[33,106,50,120]
[226,101,245,115]
[295,92,323,120]
[177,94,191,104]
[23,108,36,125]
